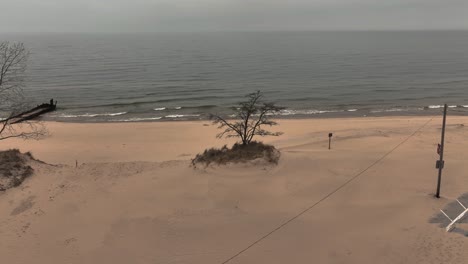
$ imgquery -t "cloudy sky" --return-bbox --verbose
[1,0,467,32]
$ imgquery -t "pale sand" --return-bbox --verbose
[1,116,468,263]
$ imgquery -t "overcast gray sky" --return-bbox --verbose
[1,0,467,33]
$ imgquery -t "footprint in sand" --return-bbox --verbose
[10,196,36,216]
[64,237,78,246]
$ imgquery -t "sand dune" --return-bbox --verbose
[1,116,468,263]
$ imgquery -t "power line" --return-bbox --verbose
[221,117,434,264]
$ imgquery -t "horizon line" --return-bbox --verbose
[1,29,468,35]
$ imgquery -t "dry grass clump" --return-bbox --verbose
[192,141,280,167]
[0,149,34,191]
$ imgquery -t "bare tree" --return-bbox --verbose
[210,91,283,145]
[0,41,46,141]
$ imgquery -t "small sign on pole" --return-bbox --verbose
[328,133,333,150]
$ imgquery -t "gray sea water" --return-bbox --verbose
[1,31,468,122]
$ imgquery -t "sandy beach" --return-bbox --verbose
[1,116,468,263]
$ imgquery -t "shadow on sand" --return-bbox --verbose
[430,193,468,237]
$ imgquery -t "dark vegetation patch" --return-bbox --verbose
[0,149,34,191]
[192,141,280,167]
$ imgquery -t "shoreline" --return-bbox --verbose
[42,103,468,123]
[3,115,455,166]
[40,111,461,124]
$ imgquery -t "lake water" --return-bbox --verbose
[1,31,468,122]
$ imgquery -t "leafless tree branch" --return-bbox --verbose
[0,41,46,141]
[210,91,283,145]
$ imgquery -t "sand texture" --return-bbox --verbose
[1,116,468,263]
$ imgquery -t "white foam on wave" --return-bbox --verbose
[347,109,358,112]
[59,114,98,118]
[165,114,200,118]
[311,110,344,114]
[370,108,406,113]
[428,105,444,109]
[107,112,127,116]
[261,109,348,116]
[154,107,166,111]
[113,117,162,122]
[58,112,127,118]
[428,105,458,109]
[174,107,182,110]
[275,109,345,116]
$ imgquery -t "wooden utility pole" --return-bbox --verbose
[435,104,448,198]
